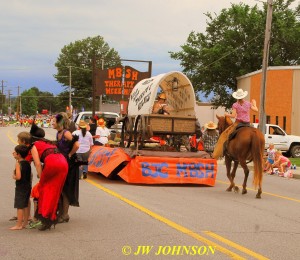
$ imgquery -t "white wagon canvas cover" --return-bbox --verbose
[128,71,196,117]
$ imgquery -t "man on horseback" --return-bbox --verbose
[212,88,258,159]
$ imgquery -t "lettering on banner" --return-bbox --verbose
[89,147,118,168]
[141,162,169,178]
[176,162,215,178]
[140,161,215,179]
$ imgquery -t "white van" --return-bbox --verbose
[73,111,121,133]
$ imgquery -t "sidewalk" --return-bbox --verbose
[217,159,300,179]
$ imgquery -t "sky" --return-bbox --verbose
[1,0,264,98]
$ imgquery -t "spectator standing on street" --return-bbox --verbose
[66,112,77,133]
[9,132,34,223]
[10,145,32,230]
[88,117,98,144]
[264,143,276,174]
[73,120,93,179]
[202,121,219,157]
[29,122,68,230]
[52,113,79,223]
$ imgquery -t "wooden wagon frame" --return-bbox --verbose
[120,71,198,151]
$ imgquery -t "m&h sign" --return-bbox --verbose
[95,65,150,102]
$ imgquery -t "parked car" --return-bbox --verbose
[73,111,122,133]
[252,123,300,158]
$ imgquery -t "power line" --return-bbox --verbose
[14,95,89,99]
[202,33,264,70]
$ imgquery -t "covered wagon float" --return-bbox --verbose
[88,71,217,185]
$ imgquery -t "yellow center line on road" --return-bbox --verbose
[204,231,269,260]
[217,180,300,203]
[86,177,269,259]
[7,130,18,145]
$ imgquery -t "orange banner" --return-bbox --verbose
[118,156,217,185]
[88,146,131,178]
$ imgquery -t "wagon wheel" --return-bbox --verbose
[120,116,133,148]
[134,115,145,150]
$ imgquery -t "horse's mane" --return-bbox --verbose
[217,115,233,134]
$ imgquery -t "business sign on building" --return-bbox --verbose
[95,66,150,101]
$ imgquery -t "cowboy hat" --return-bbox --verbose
[78,120,87,129]
[232,89,248,99]
[98,118,106,126]
[204,121,217,130]
[158,93,166,100]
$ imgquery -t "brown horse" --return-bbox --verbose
[216,115,265,198]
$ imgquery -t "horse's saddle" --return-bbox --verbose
[228,122,251,141]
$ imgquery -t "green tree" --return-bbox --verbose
[54,35,121,111]
[37,90,61,114]
[170,0,300,109]
[21,88,39,115]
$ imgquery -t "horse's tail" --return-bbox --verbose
[251,130,264,189]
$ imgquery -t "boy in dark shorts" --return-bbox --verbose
[10,145,32,230]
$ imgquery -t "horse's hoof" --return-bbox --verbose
[242,190,247,195]
[256,194,261,199]
[233,186,239,193]
[226,188,232,192]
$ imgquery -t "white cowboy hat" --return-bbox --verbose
[204,121,217,130]
[232,89,248,99]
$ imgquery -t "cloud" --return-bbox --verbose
[0,0,260,96]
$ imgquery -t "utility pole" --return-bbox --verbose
[17,86,22,119]
[69,66,72,112]
[1,80,6,109]
[92,56,96,117]
[99,59,104,112]
[1,80,6,95]
[19,87,22,116]
[1,80,7,124]
[7,89,12,115]
[259,0,273,134]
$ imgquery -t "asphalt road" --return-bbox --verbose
[1,126,300,260]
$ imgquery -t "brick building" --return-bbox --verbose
[237,66,300,135]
